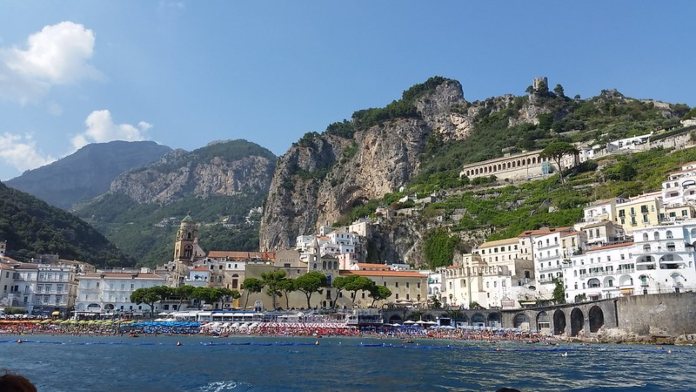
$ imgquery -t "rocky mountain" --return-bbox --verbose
[260,76,691,258]
[6,140,172,210]
[75,139,276,266]
[0,181,133,267]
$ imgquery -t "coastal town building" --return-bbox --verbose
[661,163,696,206]
[74,269,166,316]
[614,192,663,234]
[531,228,586,298]
[459,149,557,181]
[563,242,635,302]
[338,269,427,308]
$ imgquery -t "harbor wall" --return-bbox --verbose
[616,292,696,336]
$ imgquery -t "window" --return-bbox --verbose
[654,232,660,241]
[666,231,673,239]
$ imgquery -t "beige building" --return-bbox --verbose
[338,269,427,308]
[441,252,535,310]
[580,220,625,247]
[614,192,663,234]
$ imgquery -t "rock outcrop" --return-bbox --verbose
[110,140,276,205]
[260,79,468,250]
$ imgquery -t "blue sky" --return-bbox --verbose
[0,0,694,180]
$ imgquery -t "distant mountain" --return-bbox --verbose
[0,181,133,267]
[75,139,276,267]
[6,140,172,209]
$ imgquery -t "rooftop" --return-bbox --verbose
[341,270,426,278]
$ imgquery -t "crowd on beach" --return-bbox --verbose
[1,319,553,344]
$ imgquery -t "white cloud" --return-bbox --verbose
[0,132,55,173]
[71,110,152,150]
[0,21,98,104]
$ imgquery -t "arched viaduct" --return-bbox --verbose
[383,298,618,337]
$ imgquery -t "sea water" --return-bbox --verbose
[1,335,693,391]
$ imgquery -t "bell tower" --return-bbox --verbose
[173,214,198,263]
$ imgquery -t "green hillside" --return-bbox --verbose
[0,182,133,267]
[77,193,261,266]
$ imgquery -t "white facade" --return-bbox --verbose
[564,242,635,303]
[581,198,622,225]
[565,221,696,303]
[606,132,652,152]
[75,271,166,315]
[533,230,586,298]
[661,165,696,206]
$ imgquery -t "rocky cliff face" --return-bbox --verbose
[110,140,276,205]
[260,79,472,250]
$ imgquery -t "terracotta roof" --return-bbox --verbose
[207,251,275,261]
[560,231,580,237]
[341,270,426,278]
[355,263,390,271]
[191,266,209,271]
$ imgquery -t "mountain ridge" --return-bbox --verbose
[6,140,172,210]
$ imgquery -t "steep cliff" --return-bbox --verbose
[110,141,275,204]
[260,78,469,250]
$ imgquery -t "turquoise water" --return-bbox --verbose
[1,335,694,391]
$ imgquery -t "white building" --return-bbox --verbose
[606,132,652,152]
[32,264,77,316]
[532,228,586,298]
[661,163,696,206]
[75,270,166,316]
[581,198,624,226]
[580,220,625,247]
[632,221,696,295]
[564,242,635,303]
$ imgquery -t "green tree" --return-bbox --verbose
[423,228,460,268]
[539,141,580,184]
[278,278,296,309]
[604,160,637,181]
[261,270,287,310]
[430,295,442,310]
[218,288,241,308]
[175,285,195,311]
[343,275,374,306]
[368,284,392,307]
[130,287,163,318]
[553,84,565,98]
[330,276,349,309]
[552,278,566,304]
[294,271,328,309]
[241,277,264,309]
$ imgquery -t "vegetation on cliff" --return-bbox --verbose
[0,182,133,267]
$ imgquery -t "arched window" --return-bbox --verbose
[643,244,651,252]
[642,233,649,241]
[666,242,676,252]
[666,230,673,239]
[654,232,660,241]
